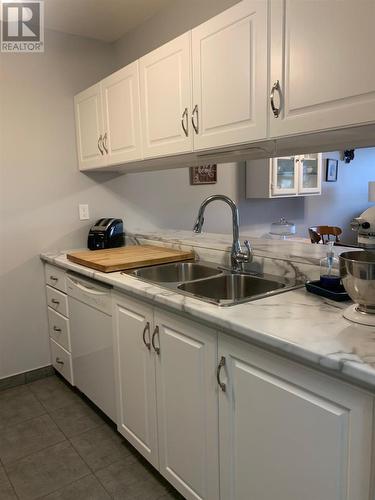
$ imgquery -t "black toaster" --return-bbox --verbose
[87,218,125,250]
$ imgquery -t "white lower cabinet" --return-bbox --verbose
[113,291,374,500]
[113,295,159,467]
[113,293,219,500]
[44,264,74,386]
[218,333,373,500]
[154,310,219,500]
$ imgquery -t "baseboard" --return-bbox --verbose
[0,365,54,392]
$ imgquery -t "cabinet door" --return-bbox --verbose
[139,33,192,158]
[270,0,375,138]
[192,0,267,151]
[298,153,322,195]
[219,334,373,500]
[154,310,219,500]
[102,61,143,165]
[271,156,297,196]
[113,294,158,468]
[74,83,106,170]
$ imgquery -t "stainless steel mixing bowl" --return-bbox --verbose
[340,251,375,313]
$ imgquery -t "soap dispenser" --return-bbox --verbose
[319,241,340,289]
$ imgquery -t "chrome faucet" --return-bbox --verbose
[193,195,252,272]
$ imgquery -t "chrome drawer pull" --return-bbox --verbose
[181,107,188,137]
[98,135,104,155]
[55,357,64,366]
[53,326,62,332]
[142,322,151,350]
[50,276,58,281]
[151,326,160,355]
[191,104,199,134]
[217,356,226,392]
[270,80,281,118]
[51,299,60,305]
[103,132,109,154]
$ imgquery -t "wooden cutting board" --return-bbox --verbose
[67,245,195,273]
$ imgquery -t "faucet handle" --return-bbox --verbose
[243,240,252,262]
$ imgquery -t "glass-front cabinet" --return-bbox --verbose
[270,154,322,197]
[298,154,321,194]
[272,156,298,196]
[246,153,323,199]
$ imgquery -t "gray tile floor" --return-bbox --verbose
[0,375,185,500]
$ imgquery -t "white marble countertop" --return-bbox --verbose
[128,229,356,266]
[41,250,375,392]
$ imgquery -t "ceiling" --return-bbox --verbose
[44,0,173,43]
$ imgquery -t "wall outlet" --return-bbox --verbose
[79,204,90,221]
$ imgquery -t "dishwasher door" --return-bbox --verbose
[67,274,115,421]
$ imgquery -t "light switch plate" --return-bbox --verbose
[79,204,89,221]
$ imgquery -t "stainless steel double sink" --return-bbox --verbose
[125,261,302,306]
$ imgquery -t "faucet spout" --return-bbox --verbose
[192,195,252,271]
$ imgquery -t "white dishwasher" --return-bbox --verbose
[66,273,115,421]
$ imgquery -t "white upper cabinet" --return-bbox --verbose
[101,61,143,165]
[192,0,267,151]
[74,83,106,170]
[270,0,375,137]
[139,33,193,158]
[219,334,373,500]
[75,0,375,172]
[298,153,322,194]
[246,153,322,198]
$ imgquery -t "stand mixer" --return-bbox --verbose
[350,206,375,248]
[350,181,375,248]
[341,182,375,326]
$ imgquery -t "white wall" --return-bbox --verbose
[0,30,125,379]
[113,0,240,68]
[111,150,374,243]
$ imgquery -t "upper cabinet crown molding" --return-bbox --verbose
[74,0,375,173]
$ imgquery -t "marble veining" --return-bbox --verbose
[41,246,375,392]
[127,229,352,267]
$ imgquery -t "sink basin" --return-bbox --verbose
[127,260,300,306]
[178,273,285,305]
[131,262,222,283]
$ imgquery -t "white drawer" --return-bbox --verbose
[46,286,68,317]
[50,339,74,385]
[48,307,70,352]
[45,264,66,293]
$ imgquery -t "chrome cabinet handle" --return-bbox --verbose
[102,133,109,154]
[191,104,199,134]
[49,276,58,282]
[270,80,281,118]
[151,326,160,355]
[51,299,60,305]
[142,322,151,350]
[217,356,226,392]
[181,107,188,137]
[55,357,64,365]
[53,326,62,332]
[98,135,104,155]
